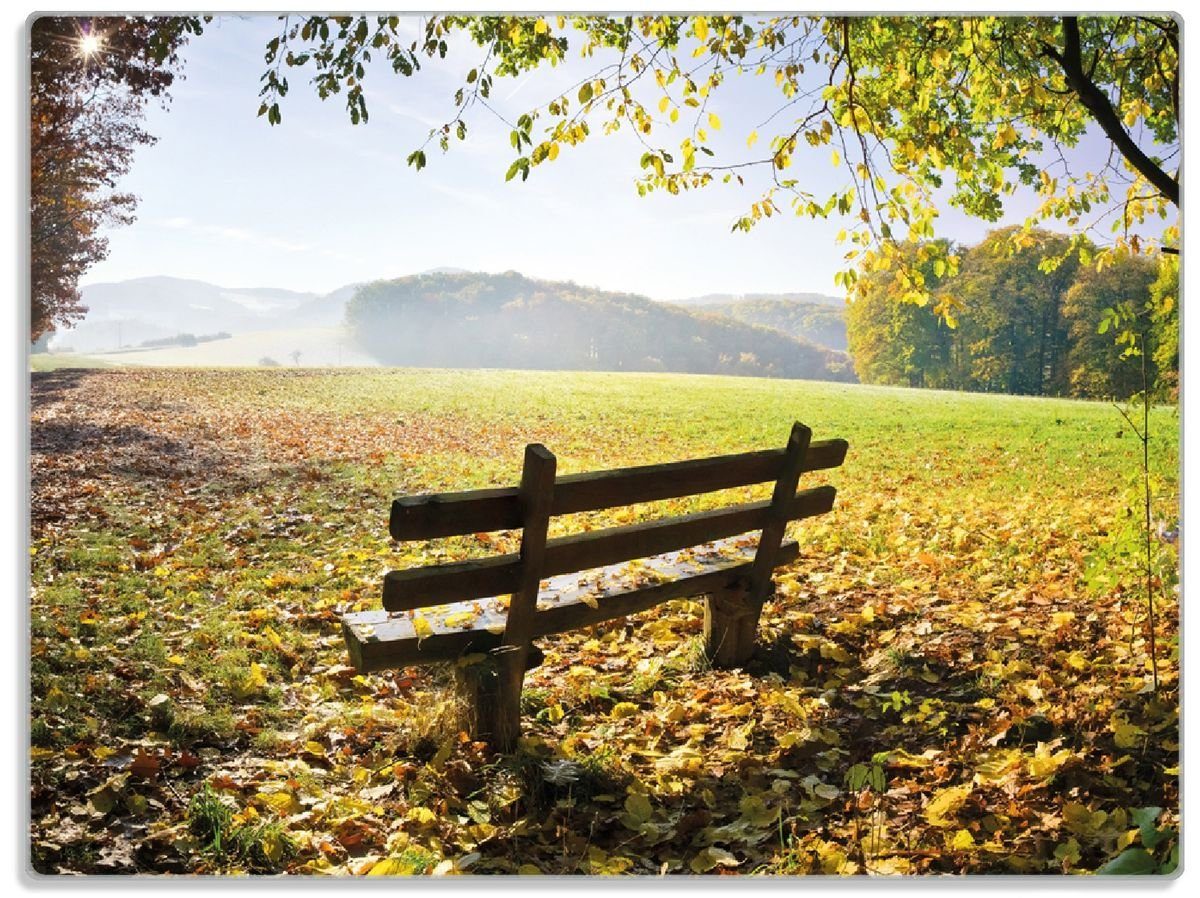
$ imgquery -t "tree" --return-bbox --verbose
[254,14,1178,310]
[845,240,958,388]
[951,228,1080,395]
[29,16,202,341]
[1061,255,1162,399]
[844,225,1175,399]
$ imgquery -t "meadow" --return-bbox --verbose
[29,367,1178,875]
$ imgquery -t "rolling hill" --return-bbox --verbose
[346,271,854,382]
[688,298,849,352]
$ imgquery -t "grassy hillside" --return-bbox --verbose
[30,368,1178,875]
[30,353,114,371]
[347,272,854,382]
[86,327,375,368]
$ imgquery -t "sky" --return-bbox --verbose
[75,13,1167,302]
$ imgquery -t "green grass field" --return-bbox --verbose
[29,368,1179,875]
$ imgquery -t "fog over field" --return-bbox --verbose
[47,271,852,377]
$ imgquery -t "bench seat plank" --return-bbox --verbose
[344,535,801,673]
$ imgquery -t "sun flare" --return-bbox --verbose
[78,33,102,56]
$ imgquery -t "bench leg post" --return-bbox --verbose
[705,584,763,668]
[454,656,503,748]
[454,645,545,752]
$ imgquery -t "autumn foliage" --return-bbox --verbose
[29,16,200,341]
[29,368,1178,875]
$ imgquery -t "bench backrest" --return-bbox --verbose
[383,423,847,639]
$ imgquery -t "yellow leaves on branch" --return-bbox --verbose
[993,122,1019,149]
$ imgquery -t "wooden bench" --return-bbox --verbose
[342,421,847,751]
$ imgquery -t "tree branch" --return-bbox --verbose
[1042,16,1178,206]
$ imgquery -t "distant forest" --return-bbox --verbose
[346,272,855,382]
[846,228,1179,399]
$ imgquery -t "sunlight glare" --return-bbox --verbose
[79,33,102,56]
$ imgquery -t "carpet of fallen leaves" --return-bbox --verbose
[29,368,1178,876]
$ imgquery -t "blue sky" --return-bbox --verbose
[82,13,1155,301]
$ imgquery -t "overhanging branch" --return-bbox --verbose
[1042,16,1178,207]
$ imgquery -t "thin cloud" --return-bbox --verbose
[153,217,312,253]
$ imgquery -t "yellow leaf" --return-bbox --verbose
[44,686,68,710]
[232,662,268,700]
[739,795,779,827]
[1027,742,1072,779]
[747,130,758,148]
[260,830,286,863]
[407,806,437,826]
[534,18,548,35]
[690,846,738,873]
[624,791,652,824]
[729,720,754,751]
[972,748,1022,785]
[442,611,476,630]
[411,613,434,640]
[951,829,977,850]
[831,149,841,167]
[694,17,709,41]
[368,858,416,876]
[1110,714,1146,749]
[1063,802,1108,836]
[1051,611,1075,629]
[993,122,1019,149]
[658,96,670,114]
[708,112,722,131]
[924,784,972,827]
[257,787,301,816]
[611,702,639,719]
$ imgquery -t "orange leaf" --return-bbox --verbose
[129,750,160,779]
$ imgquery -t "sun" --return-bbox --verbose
[79,33,102,57]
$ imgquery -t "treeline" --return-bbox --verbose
[346,271,855,381]
[846,228,1179,399]
[695,299,848,351]
[138,331,231,349]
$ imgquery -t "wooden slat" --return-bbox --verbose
[715,421,812,667]
[382,485,835,611]
[389,439,848,540]
[531,542,802,637]
[750,423,811,602]
[383,554,520,611]
[494,444,557,749]
[346,541,802,671]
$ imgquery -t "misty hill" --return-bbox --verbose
[690,298,849,352]
[672,291,844,308]
[347,271,854,381]
[53,276,360,353]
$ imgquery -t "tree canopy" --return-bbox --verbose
[29,16,202,340]
[255,14,1179,313]
[845,227,1177,399]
